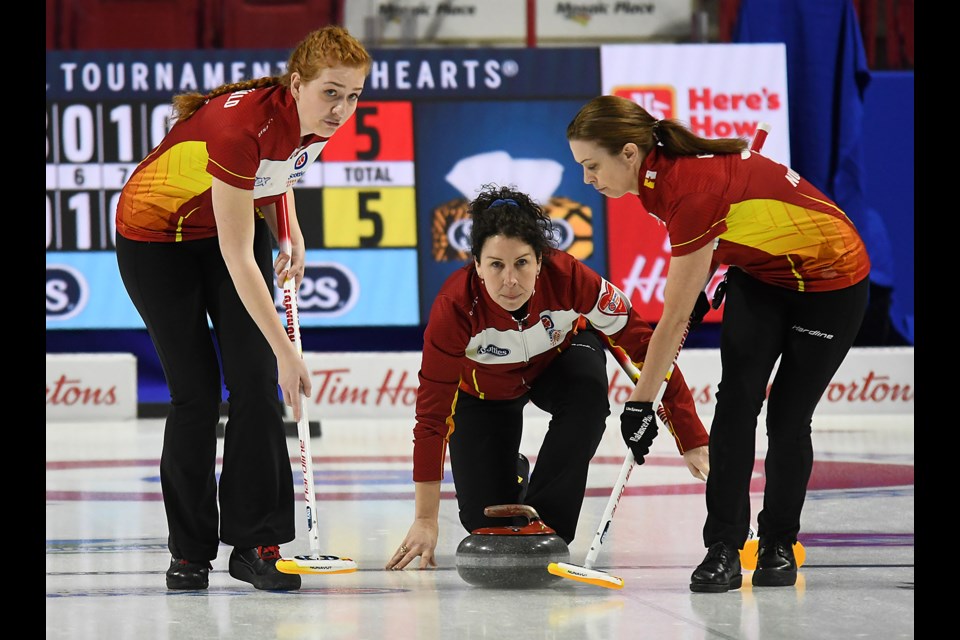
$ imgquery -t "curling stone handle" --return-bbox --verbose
[483,504,540,523]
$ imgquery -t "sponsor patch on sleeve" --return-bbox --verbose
[597,281,628,316]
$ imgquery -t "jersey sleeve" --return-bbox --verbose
[666,191,728,256]
[412,294,469,482]
[656,363,709,453]
[203,114,261,190]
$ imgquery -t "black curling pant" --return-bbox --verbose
[447,330,611,544]
[116,219,295,562]
[704,268,869,549]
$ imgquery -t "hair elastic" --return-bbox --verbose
[489,198,518,208]
[651,120,662,143]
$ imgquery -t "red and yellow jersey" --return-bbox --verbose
[636,147,870,292]
[116,85,328,242]
[412,250,708,482]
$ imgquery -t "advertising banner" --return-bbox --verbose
[272,249,420,326]
[599,43,790,322]
[343,1,695,45]
[536,0,693,42]
[300,347,914,419]
[46,253,143,329]
[46,353,138,421]
[344,0,527,45]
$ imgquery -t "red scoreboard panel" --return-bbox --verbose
[296,101,418,250]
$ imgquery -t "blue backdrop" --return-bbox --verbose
[734,0,913,345]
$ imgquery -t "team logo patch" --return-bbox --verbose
[540,313,563,346]
[294,151,309,170]
[598,281,628,316]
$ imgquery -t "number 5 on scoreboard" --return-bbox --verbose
[322,187,417,248]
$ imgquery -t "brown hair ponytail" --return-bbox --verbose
[567,95,747,158]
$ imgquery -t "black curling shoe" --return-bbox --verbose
[165,557,212,590]
[752,540,798,587]
[690,542,743,593]
[229,546,301,591]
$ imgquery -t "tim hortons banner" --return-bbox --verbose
[300,347,913,420]
[46,353,138,421]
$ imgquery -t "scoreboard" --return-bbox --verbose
[45,48,605,330]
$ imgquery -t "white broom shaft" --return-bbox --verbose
[278,194,322,556]
[296,393,321,554]
[583,350,676,569]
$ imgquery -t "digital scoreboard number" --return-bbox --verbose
[46,99,416,252]
[46,100,174,251]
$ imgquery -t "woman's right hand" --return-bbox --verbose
[274,249,293,288]
[385,518,439,570]
[273,244,305,292]
[682,444,710,481]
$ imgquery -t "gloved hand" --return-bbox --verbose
[620,401,659,464]
[689,291,711,328]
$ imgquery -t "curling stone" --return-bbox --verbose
[455,504,569,589]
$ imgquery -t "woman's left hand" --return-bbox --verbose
[385,520,439,571]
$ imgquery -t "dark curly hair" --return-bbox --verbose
[468,184,557,262]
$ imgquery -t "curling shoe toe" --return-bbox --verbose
[752,540,798,587]
[166,557,212,590]
[690,542,742,593]
[229,546,301,591]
